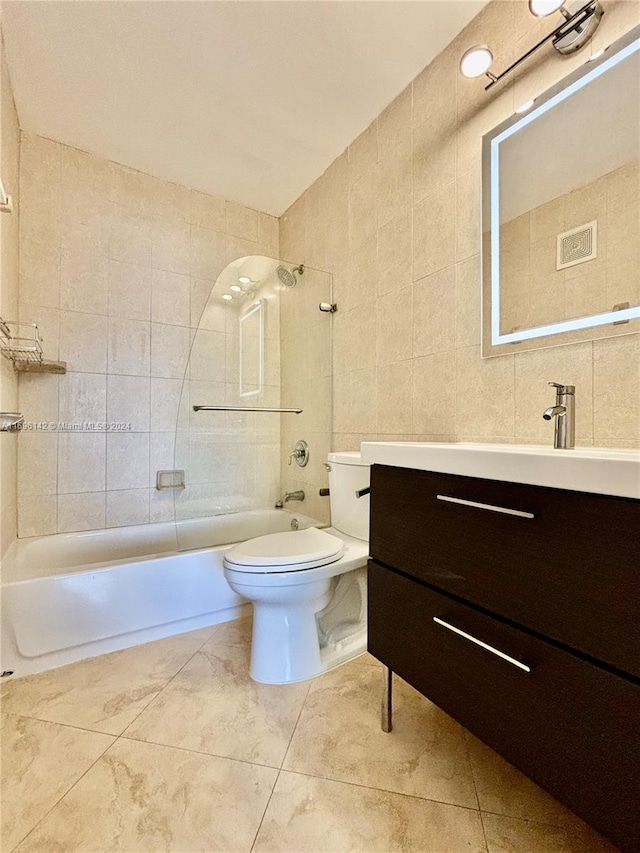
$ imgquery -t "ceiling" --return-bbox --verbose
[1,0,486,216]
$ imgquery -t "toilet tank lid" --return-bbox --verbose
[328,451,370,466]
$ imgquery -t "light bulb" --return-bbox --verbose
[222,294,233,301]
[238,276,251,285]
[529,0,566,17]
[515,99,535,114]
[459,45,494,79]
[230,284,242,292]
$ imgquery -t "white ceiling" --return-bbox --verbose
[1,0,486,216]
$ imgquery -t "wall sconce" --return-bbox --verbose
[459,0,604,90]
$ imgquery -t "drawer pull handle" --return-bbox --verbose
[433,617,532,673]
[437,495,534,519]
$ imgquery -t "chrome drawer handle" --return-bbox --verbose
[433,617,532,673]
[437,494,534,519]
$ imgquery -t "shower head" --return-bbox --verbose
[276,264,304,288]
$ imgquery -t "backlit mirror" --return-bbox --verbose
[482,26,640,356]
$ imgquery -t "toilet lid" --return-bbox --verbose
[223,527,345,573]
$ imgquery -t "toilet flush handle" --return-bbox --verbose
[355,487,370,499]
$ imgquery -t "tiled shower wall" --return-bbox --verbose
[17,134,278,537]
[279,0,640,454]
[0,32,20,559]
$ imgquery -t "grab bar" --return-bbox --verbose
[193,405,302,413]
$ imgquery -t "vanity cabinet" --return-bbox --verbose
[367,464,640,852]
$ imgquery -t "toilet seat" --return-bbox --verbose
[223,527,345,574]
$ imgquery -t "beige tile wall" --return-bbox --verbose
[0,31,20,561]
[17,134,279,537]
[279,0,640,456]
[500,159,640,333]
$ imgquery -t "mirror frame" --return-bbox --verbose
[482,24,640,357]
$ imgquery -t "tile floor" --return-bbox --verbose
[1,618,620,853]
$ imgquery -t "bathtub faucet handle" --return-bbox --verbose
[288,440,309,467]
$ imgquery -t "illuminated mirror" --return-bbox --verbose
[482,26,640,356]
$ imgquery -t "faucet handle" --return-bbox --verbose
[549,382,575,394]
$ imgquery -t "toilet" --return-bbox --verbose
[223,451,370,684]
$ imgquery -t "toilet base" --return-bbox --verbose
[226,566,368,685]
[250,580,333,683]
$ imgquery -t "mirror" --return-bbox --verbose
[482,26,640,356]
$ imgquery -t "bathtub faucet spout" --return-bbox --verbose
[275,490,305,509]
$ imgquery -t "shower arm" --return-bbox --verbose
[193,405,303,414]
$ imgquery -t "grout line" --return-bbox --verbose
[479,810,491,853]
[249,678,313,853]
[279,680,313,771]
[478,807,588,831]
[2,626,218,734]
[6,724,116,852]
[114,630,218,739]
[249,770,280,853]
[274,767,484,815]
[1,710,118,738]
[117,732,282,773]
[462,731,482,813]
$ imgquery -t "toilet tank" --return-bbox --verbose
[327,451,370,541]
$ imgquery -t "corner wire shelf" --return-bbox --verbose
[0,318,66,374]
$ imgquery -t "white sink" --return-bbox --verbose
[360,442,640,499]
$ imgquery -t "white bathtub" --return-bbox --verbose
[0,510,317,679]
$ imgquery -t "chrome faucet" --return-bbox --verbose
[275,490,305,509]
[543,382,575,450]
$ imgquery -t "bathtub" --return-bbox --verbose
[0,509,317,679]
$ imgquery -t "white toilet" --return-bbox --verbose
[223,451,370,684]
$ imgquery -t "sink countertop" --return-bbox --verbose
[360,442,640,500]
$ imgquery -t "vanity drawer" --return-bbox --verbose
[368,561,640,853]
[369,464,640,679]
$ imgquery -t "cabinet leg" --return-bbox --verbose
[381,666,393,733]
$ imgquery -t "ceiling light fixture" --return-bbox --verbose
[222,294,233,301]
[229,284,242,292]
[238,276,251,285]
[459,0,603,90]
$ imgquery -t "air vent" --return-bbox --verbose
[557,221,597,270]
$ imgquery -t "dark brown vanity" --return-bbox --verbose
[367,461,640,852]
